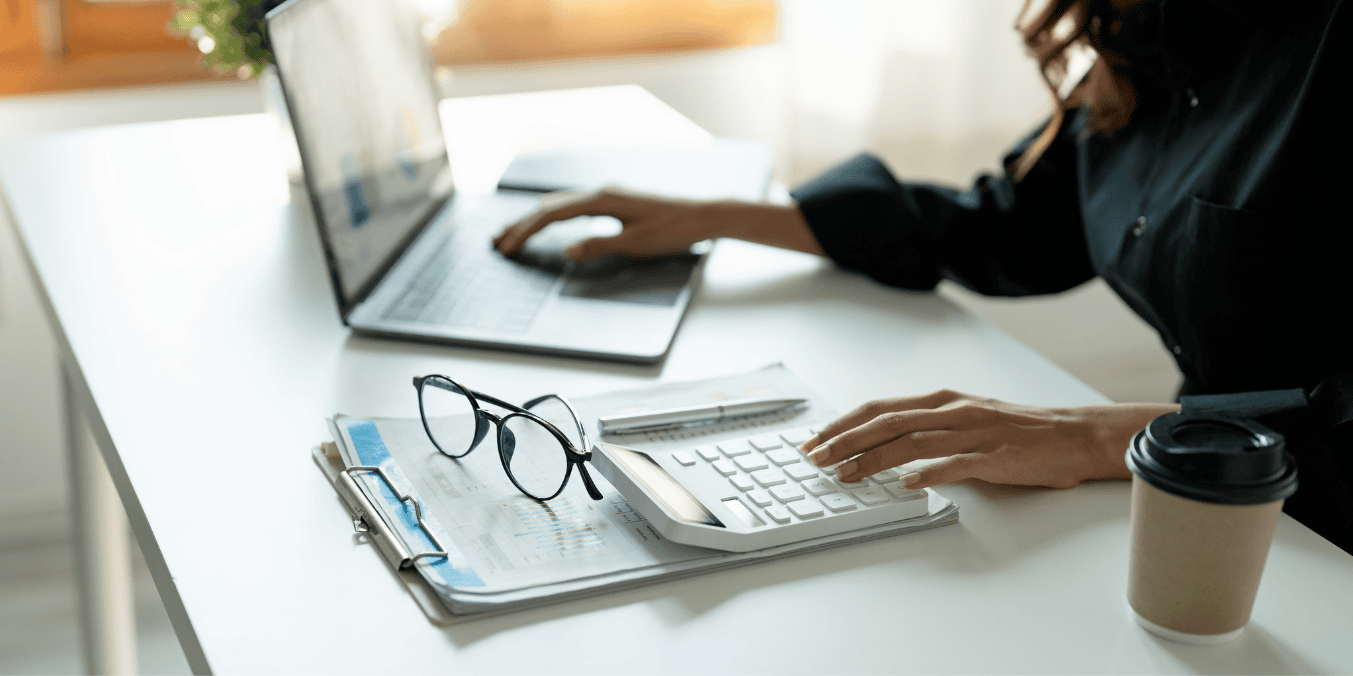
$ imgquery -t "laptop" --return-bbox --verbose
[264,0,770,363]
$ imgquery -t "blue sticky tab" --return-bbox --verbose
[343,419,485,588]
[346,419,392,467]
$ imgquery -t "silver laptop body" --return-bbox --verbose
[266,0,730,363]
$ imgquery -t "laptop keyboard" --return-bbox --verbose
[381,230,558,333]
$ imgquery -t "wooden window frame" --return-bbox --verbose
[2,0,217,96]
[1,0,777,97]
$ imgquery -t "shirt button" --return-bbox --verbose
[1187,88,1199,108]
[1132,215,1147,236]
[1172,345,1182,355]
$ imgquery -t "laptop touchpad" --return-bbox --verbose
[559,255,698,306]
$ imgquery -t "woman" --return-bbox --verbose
[494,0,1353,552]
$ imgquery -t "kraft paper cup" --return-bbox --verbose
[1124,413,1297,645]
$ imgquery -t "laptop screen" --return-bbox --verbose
[268,0,452,304]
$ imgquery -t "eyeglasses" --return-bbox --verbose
[413,375,603,502]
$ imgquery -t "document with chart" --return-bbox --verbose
[315,364,959,617]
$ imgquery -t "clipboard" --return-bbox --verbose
[313,365,961,620]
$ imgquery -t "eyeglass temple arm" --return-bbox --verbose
[415,376,589,448]
[416,376,531,415]
[521,393,590,449]
[459,386,588,448]
[471,389,532,415]
[577,462,604,500]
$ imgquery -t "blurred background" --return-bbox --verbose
[1,0,1177,672]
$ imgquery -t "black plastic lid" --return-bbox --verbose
[1125,412,1298,505]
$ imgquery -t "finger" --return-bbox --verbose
[566,225,693,259]
[495,191,622,254]
[494,217,545,255]
[892,453,988,490]
[886,436,1088,490]
[799,390,964,454]
[494,207,581,255]
[807,400,1004,468]
[565,234,630,259]
[831,428,985,482]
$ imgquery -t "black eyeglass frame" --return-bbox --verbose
[412,375,603,502]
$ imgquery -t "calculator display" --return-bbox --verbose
[721,498,765,528]
[605,446,724,527]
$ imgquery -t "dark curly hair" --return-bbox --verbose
[1012,0,1148,179]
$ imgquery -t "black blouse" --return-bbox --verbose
[791,0,1353,551]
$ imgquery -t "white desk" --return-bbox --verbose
[3,86,1350,675]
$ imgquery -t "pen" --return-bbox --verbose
[598,398,809,434]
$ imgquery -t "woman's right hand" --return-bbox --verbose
[493,188,715,259]
[493,187,825,259]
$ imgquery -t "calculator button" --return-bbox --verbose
[718,440,753,457]
[751,468,786,487]
[788,500,825,518]
[783,463,819,481]
[820,493,857,512]
[802,477,836,496]
[712,459,738,476]
[695,446,721,462]
[882,481,926,500]
[781,427,814,446]
[730,475,755,491]
[747,489,773,507]
[870,469,900,483]
[834,477,870,491]
[853,488,890,505]
[672,450,696,466]
[749,433,783,451]
[735,454,769,472]
[765,505,792,524]
[770,484,805,502]
[765,448,800,466]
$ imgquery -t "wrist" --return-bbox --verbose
[700,201,824,255]
[1085,404,1180,480]
[689,200,747,242]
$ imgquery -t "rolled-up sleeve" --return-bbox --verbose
[791,117,1094,297]
[1181,374,1353,552]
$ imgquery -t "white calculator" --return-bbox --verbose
[589,427,929,552]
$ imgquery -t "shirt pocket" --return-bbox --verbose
[1173,196,1300,391]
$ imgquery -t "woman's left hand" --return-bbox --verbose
[802,390,1179,490]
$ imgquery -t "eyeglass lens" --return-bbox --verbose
[501,414,571,499]
[419,377,479,457]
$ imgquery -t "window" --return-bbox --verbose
[430,0,776,65]
[1,0,777,96]
[1,0,210,95]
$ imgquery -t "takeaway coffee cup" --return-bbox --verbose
[1125,412,1297,644]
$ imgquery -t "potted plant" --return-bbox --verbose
[168,0,285,79]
